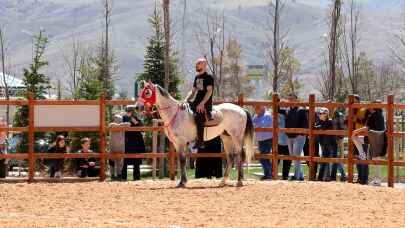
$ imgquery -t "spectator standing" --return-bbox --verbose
[195,136,223,179]
[122,105,146,181]
[283,94,308,181]
[0,118,6,178]
[278,108,291,180]
[47,135,67,178]
[352,95,369,185]
[253,105,273,180]
[109,114,130,180]
[315,108,337,181]
[331,109,347,181]
[352,104,386,186]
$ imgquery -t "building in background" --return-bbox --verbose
[0,73,26,122]
[245,64,270,99]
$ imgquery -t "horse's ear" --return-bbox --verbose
[139,80,145,89]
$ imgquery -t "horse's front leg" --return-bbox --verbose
[176,145,188,188]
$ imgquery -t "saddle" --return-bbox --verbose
[204,108,223,127]
[181,103,224,127]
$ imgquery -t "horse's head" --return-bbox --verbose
[140,81,157,107]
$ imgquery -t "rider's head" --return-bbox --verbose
[195,58,207,75]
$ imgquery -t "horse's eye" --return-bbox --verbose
[144,89,153,98]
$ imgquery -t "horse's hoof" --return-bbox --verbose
[219,181,226,187]
[176,182,186,188]
[236,181,243,187]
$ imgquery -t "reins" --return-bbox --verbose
[157,104,180,142]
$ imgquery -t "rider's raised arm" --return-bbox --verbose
[184,87,197,103]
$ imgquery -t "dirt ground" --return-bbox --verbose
[1,180,405,228]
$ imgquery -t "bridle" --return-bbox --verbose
[157,105,179,127]
[141,84,180,141]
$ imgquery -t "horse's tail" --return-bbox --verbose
[243,109,255,163]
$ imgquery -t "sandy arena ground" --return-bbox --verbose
[1,180,405,227]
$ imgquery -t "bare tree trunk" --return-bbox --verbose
[342,0,360,94]
[180,0,187,81]
[72,41,78,96]
[328,0,342,101]
[350,0,358,93]
[272,0,280,93]
[163,0,171,91]
[267,0,287,93]
[61,38,81,99]
[104,0,110,94]
[57,79,62,100]
[219,49,224,98]
[218,12,225,98]
[0,27,10,126]
[209,38,216,86]
[196,9,226,97]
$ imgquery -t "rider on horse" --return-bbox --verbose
[184,58,214,148]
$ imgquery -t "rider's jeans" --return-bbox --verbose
[258,139,272,178]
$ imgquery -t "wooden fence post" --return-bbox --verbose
[271,93,279,180]
[347,95,355,183]
[152,119,158,179]
[169,142,175,180]
[28,93,35,183]
[99,93,106,181]
[387,95,395,187]
[308,94,316,181]
[159,120,166,178]
[238,94,244,106]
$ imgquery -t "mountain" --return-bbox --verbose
[1,0,403,97]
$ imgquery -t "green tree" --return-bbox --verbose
[75,54,104,100]
[13,30,51,153]
[13,30,51,128]
[21,31,51,100]
[356,52,375,101]
[222,37,253,99]
[137,4,181,98]
[279,47,302,96]
[94,42,115,100]
[69,49,106,153]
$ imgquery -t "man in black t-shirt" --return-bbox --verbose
[184,58,214,148]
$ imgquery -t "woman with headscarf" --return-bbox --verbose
[122,105,146,181]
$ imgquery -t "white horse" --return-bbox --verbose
[139,82,254,187]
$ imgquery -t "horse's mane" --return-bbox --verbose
[156,84,192,113]
[156,85,170,98]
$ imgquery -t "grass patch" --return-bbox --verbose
[119,161,405,182]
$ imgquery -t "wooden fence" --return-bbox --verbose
[0,93,404,187]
